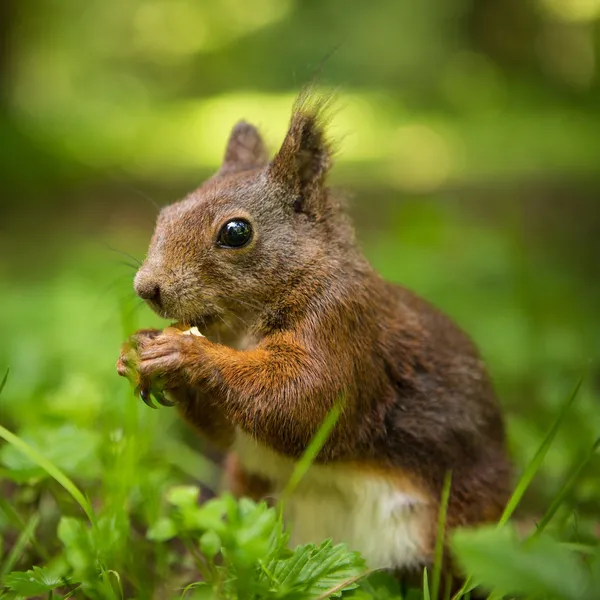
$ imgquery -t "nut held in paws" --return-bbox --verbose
[180,326,204,337]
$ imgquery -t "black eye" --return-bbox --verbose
[217,219,253,248]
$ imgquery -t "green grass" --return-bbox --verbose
[0,421,95,523]
[0,205,599,599]
[431,472,451,600]
[2,397,588,600]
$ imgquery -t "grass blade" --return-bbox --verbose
[0,367,9,397]
[497,376,583,527]
[444,574,453,600]
[560,543,597,555]
[314,571,372,600]
[423,567,431,600]
[432,472,452,600]
[0,513,39,581]
[451,377,583,600]
[280,403,341,504]
[0,497,49,562]
[529,437,600,540]
[0,424,95,523]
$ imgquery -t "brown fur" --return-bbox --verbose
[117,95,512,573]
[222,453,272,501]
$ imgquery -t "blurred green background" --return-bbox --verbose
[1,0,600,565]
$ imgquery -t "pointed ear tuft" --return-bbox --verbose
[219,121,268,175]
[269,94,335,213]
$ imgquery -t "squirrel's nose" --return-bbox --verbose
[134,274,162,306]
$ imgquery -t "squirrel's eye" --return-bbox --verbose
[217,219,253,248]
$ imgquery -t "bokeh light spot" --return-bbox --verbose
[389,124,455,193]
[539,0,600,22]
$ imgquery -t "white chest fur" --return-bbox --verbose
[233,431,432,570]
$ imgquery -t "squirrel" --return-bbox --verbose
[117,93,512,578]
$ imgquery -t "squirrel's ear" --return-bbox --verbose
[219,121,268,175]
[269,99,333,214]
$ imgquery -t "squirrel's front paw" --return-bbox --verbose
[117,329,161,377]
[136,327,206,404]
[136,329,191,378]
[117,328,175,408]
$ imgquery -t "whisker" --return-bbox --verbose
[96,274,134,300]
[93,275,136,313]
[227,296,265,313]
[102,243,143,266]
[103,169,162,212]
[115,260,140,271]
[124,299,146,320]
[124,184,161,212]
[230,311,253,330]
[215,312,239,337]
[200,315,209,332]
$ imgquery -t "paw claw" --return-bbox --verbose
[154,391,177,407]
[139,387,158,409]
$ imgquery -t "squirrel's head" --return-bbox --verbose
[134,96,351,330]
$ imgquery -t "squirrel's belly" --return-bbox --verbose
[233,430,433,570]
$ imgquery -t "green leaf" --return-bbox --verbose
[264,539,367,598]
[183,496,229,533]
[57,517,96,579]
[452,524,594,600]
[265,510,290,561]
[354,571,403,599]
[166,485,200,508]
[3,566,68,596]
[235,501,277,547]
[225,500,276,569]
[147,517,178,542]
[199,531,221,559]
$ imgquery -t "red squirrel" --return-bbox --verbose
[117,94,512,575]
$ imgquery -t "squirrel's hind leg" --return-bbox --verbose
[222,452,274,502]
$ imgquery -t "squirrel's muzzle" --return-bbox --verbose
[134,271,163,308]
